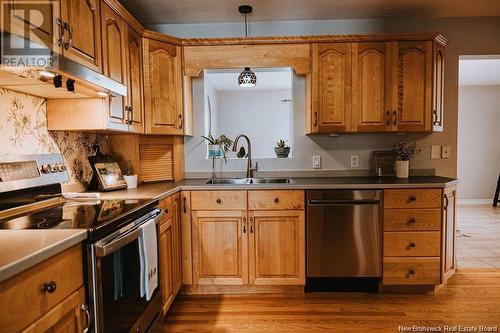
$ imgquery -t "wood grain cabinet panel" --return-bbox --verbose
[248,190,304,210]
[192,210,248,285]
[249,210,305,285]
[352,42,393,132]
[442,186,457,281]
[191,191,247,211]
[432,43,445,132]
[383,257,440,285]
[384,231,441,257]
[311,43,352,132]
[384,189,442,209]
[143,38,183,135]
[61,0,101,71]
[393,41,433,132]
[384,209,441,231]
[126,25,144,133]
[159,217,175,314]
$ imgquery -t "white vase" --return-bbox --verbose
[395,160,410,178]
[123,175,138,189]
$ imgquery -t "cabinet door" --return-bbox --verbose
[126,26,144,133]
[352,42,393,132]
[192,210,248,285]
[101,2,128,130]
[441,186,457,282]
[248,210,305,285]
[172,193,182,293]
[393,41,433,132]
[143,38,183,135]
[159,218,175,313]
[61,0,101,71]
[432,42,445,132]
[311,43,352,133]
[22,287,87,333]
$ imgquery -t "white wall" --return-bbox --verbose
[204,75,218,137]
[457,85,500,200]
[216,90,292,159]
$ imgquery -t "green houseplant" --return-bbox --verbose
[274,139,290,158]
[392,141,419,178]
[122,160,138,188]
[202,134,233,161]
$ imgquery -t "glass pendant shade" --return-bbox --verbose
[238,67,256,87]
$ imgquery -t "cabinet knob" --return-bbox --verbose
[274,197,279,203]
[407,218,417,225]
[408,269,416,276]
[165,208,169,214]
[408,196,417,202]
[42,281,57,294]
[409,242,416,248]
[216,198,222,204]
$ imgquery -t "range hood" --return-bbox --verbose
[0,32,127,99]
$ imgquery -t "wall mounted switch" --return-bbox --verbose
[350,155,359,168]
[431,145,441,159]
[441,145,451,159]
[313,156,321,169]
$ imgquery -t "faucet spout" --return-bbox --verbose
[232,134,254,178]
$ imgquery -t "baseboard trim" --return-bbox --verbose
[457,199,493,205]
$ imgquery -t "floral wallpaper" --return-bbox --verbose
[0,88,108,186]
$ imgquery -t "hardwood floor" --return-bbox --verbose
[153,271,500,333]
[457,204,500,268]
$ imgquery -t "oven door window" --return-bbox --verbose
[100,238,152,332]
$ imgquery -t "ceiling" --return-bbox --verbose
[205,68,292,91]
[119,0,500,25]
[459,58,500,86]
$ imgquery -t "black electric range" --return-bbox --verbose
[0,197,159,241]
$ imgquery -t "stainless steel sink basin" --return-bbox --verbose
[205,178,291,185]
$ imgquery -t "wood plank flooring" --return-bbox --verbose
[152,270,500,333]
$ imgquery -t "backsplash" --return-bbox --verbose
[0,88,107,186]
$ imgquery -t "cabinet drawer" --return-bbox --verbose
[191,191,247,210]
[383,257,440,285]
[0,245,84,332]
[384,209,441,231]
[248,190,304,210]
[384,232,440,257]
[159,195,174,222]
[384,189,442,209]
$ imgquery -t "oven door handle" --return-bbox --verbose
[307,199,380,205]
[95,210,165,257]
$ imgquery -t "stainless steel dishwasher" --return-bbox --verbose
[306,190,382,278]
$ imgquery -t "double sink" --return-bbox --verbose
[205,178,292,184]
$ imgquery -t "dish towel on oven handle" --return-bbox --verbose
[139,218,158,301]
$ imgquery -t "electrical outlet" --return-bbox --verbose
[350,155,359,168]
[313,156,321,169]
[431,145,441,159]
[441,145,451,159]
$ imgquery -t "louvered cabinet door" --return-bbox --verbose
[311,43,352,133]
[352,42,393,132]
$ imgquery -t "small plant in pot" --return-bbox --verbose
[392,141,419,178]
[122,160,138,189]
[274,139,290,158]
[202,134,233,161]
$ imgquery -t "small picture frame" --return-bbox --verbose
[92,162,127,191]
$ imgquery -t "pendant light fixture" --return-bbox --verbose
[237,5,256,88]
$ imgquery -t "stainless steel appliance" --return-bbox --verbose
[306,190,382,278]
[0,154,163,332]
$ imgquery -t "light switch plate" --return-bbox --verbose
[431,145,441,159]
[350,155,359,168]
[441,145,451,159]
[313,156,321,169]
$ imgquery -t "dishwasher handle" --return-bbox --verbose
[307,199,380,206]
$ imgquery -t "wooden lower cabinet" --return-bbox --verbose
[249,210,305,285]
[442,185,457,281]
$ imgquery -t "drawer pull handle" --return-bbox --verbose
[216,198,222,204]
[242,217,246,234]
[42,281,57,294]
[407,218,416,225]
[81,303,91,333]
[408,242,416,249]
[408,196,417,202]
[274,198,279,203]
[165,208,169,214]
[408,269,416,276]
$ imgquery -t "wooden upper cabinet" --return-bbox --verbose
[143,38,184,135]
[61,0,101,71]
[432,43,445,132]
[352,42,393,132]
[311,43,352,133]
[101,2,128,130]
[393,41,433,132]
[192,210,248,285]
[126,25,144,133]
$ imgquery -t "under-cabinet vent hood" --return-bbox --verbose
[0,32,127,99]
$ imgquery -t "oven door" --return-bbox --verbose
[90,209,163,333]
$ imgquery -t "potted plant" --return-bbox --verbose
[274,139,290,158]
[122,160,138,188]
[202,134,233,161]
[392,141,419,178]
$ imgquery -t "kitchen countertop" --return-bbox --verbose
[97,176,458,200]
[0,229,87,283]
